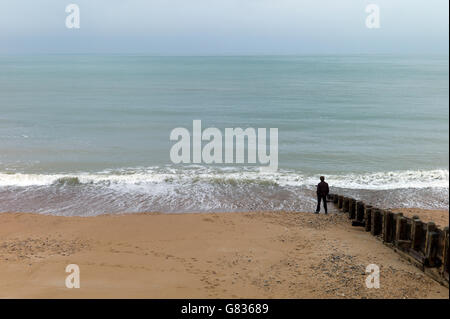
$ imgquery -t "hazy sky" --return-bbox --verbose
[0,0,448,54]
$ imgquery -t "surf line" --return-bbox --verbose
[170,120,278,172]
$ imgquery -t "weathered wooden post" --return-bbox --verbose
[410,216,424,252]
[395,214,414,251]
[343,197,350,213]
[348,198,356,219]
[333,194,339,204]
[338,195,344,209]
[425,222,439,267]
[371,209,382,236]
[382,210,394,243]
[351,201,366,227]
[364,205,373,232]
[356,201,365,222]
[394,213,405,242]
[442,227,449,281]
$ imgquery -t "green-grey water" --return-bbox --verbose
[0,55,448,215]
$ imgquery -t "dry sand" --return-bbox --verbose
[0,210,448,299]
[392,208,448,229]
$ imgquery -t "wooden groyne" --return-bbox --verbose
[327,193,449,287]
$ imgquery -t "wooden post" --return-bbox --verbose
[394,214,413,251]
[356,201,365,222]
[371,209,382,236]
[333,194,339,204]
[348,198,356,219]
[442,227,449,280]
[410,217,424,252]
[382,210,394,243]
[343,197,350,213]
[364,205,372,232]
[425,222,439,267]
[338,196,344,209]
[394,213,405,243]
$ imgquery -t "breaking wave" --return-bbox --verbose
[0,167,448,190]
[0,166,448,215]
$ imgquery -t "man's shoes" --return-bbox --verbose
[314,211,319,214]
[325,212,328,215]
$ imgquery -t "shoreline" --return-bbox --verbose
[1,168,448,215]
[0,209,448,299]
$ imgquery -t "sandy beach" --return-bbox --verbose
[0,209,447,299]
[392,208,449,229]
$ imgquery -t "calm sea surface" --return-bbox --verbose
[0,55,448,215]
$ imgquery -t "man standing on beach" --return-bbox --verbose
[315,176,329,214]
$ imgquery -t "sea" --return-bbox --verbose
[0,55,448,215]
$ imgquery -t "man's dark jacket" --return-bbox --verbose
[317,181,329,197]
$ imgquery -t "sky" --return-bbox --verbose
[0,0,448,54]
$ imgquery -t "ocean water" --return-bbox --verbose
[0,55,448,215]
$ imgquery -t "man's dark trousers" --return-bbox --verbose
[316,194,328,213]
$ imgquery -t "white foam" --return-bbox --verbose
[0,167,448,190]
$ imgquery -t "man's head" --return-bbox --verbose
[320,176,325,182]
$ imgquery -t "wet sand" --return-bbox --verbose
[0,210,448,299]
